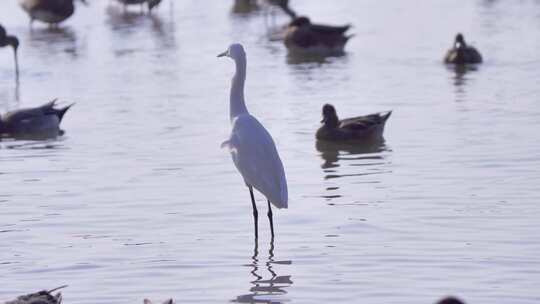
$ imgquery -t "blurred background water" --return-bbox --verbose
[1,0,540,303]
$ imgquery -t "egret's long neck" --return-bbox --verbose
[230,54,248,122]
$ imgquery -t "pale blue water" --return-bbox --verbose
[1,1,540,303]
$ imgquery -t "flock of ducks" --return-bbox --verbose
[1,1,482,303]
[0,0,486,142]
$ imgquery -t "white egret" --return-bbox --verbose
[218,43,288,240]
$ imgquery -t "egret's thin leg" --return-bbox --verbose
[267,200,274,238]
[249,186,258,239]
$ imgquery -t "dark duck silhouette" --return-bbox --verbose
[0,24,19,77]
[444,33,482,64]
[436,296,466,304]
[4,286,65,304]
[0,99,74,140]
[284,16,353,56]
[19,0,87,26]
[316,104,391,142]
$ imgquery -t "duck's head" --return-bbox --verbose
[217,43,246,61]
[455,33,466,48]
[289,16,311,28]
[321,104,339,128]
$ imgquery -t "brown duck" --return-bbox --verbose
[19,0,87,26]
[444,33,482,64]
[316,104,391,142]
[284,16,353,56]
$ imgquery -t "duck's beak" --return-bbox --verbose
[217,50,228,58]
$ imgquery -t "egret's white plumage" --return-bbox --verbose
[223,115,288,208]
[218,43,288,238]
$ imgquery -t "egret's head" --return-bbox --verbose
[289,16,311,27]
[321,104,339,128]
[455,33,465,47]
[217,43,246,60]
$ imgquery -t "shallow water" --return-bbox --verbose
[1,0,540,303]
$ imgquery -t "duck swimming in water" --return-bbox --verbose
[284,16,353,56]
[0,99,73,140]
[316,104,391,142]
[19,0,87,27]
[4,286,66,304]
[444,33,482,64]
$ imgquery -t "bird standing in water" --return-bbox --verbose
[218,43,288,240]
[0,24,19,79]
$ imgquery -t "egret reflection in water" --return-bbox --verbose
[233,240,293,304]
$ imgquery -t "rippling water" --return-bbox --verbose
[1,0,540,303]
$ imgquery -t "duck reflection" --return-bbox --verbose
[233,240,293,303]
[105,5,176,51]
[316,139,389,178]
[446,64,478,102]
[27,27,80,58]
[447,63,478,87]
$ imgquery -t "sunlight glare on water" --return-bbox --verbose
[1,0,540,303]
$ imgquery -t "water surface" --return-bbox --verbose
[1,1,540,303]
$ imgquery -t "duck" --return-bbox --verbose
[4,286,66,304]
[444,33,482,64]
[19,0,87,26]
[316,104,391,142]
[0,99,74,140]
[284,16,353,56]
[115,0,163,12]
[0,24,19,77]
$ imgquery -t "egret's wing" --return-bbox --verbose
[228,114,288,208]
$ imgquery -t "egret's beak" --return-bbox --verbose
[217,50,228,58]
